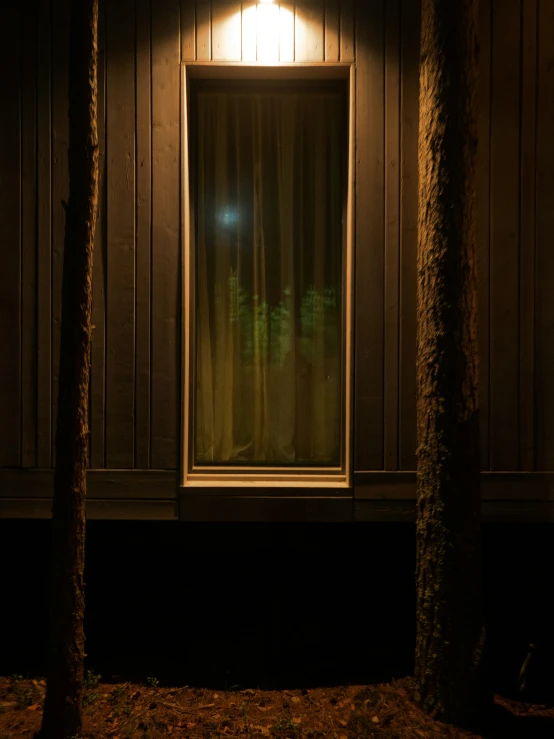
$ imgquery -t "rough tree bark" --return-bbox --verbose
[37,0,98,737]
[414,0,490,725]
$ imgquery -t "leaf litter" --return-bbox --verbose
[1,675,553,738]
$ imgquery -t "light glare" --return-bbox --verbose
[257,3,280,61]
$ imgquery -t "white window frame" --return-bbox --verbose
[181,62,355,489]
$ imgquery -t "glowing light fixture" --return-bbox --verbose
[258,0,274,4]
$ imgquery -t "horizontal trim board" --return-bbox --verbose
[182,486,352,497]
[354,500,554,524]
[179,494,353,522]
[3,470,554,503]
[0,469,178,499]
[354,471,554,501]
[0,499,178,520]
[184,480,349,491]
[3,496,552,523]
[184,62,352,79]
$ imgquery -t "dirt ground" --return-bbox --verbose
[1,673,554,739]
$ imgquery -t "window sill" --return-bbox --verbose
[182,477,349,489]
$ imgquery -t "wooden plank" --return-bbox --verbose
[0,499,178,520]
[325,0,339,62]
[91,0,106,469]
[51,0,70,463]
[0,469,347,500]
[476,0,491,470]
[481,472,554,501]
[211,1,241,61]
[37,0,52,468]
[181,0,196,60]
[0,468,177,499]
[481,501,554,524]
[0,469,53,497]
[182,481,352,496]
[3,496,554,523]
[295,0,324,62]
[398,0,419,470]
[105,0,136,468]
[86,499,178,519]
[0,1,22,467]
[518,0,537,471]
[354,499,554,524]
[135,0,152,468]
[179,495,353,522]
[354,471,415,499]
[87,470,177,498]
[21,2,38,468]
[0,500,53,519]
[384,0,400,470]
[354,471,554,502]
[196,0,210,61]
[151,0,181,469]
[241,2,257,62]
[6,467,554,505]
[279,1,295,62]
[489,0,521,470]
[354,0,385,470]
[535,0,554,469]
[187,64,350,80]
[354,500,415,522]
[339,0,354,62]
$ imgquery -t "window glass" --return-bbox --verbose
[193,81,347,467]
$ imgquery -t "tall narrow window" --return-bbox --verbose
[185,76,350,482]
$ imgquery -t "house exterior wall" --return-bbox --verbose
[0,0,553,520]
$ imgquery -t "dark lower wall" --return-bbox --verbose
[2,520,554,700]
[0,0,553,475]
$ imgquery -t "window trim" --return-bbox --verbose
[181,62,355,489]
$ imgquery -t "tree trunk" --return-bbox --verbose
[414,0,489,725]
[38,1,98,737]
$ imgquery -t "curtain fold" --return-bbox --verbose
[195,84,345,466]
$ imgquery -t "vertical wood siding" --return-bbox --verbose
[535,0,554,469]
[135,0,153,468]
[90,0,107,468]
[383,0,400,471]
[106,0,137,468]
[355,0,547,474]
[51,0,70,466]
[150,0,181,469]
[0,0,552,476]
[37,0,53,468]
[354,0,384,470]
[398,0,419,471]
[0,1,22,467]
[477,0,492,470]
[21,4,38,469]
[489,0,521,470]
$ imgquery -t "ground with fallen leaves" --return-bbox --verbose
[1,673,554,739]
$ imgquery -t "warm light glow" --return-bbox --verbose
[257,3,280,62]
[217,1,293,63]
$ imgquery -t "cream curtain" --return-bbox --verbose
[195,83,345,466]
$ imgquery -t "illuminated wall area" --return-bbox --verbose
[182,1,355,64]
